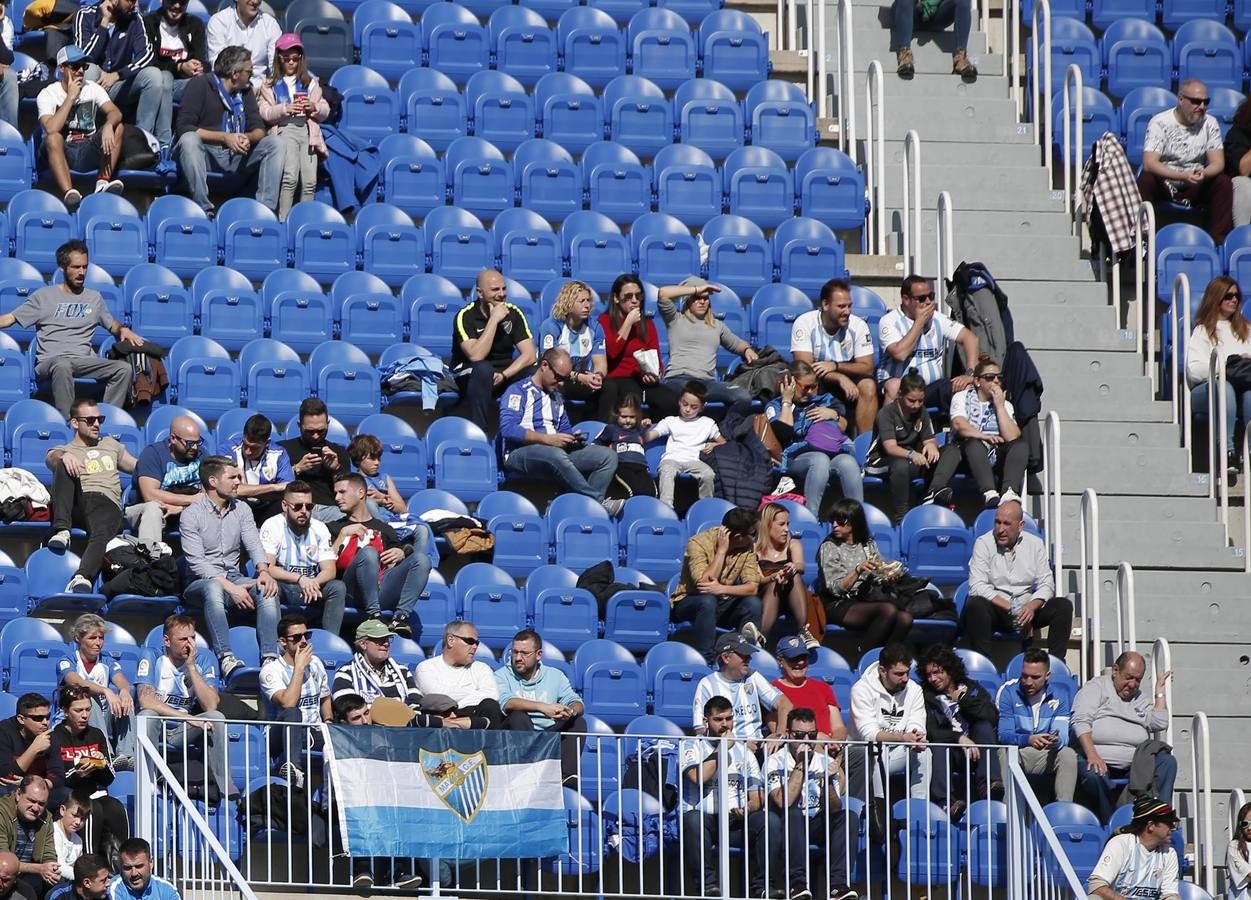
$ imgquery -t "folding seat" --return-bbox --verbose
[0,259,46,346]
[527,565,599,648]
[794,146,867,230]
[655,0,722,25]
[167,335,238,420]
[627,9,696,91]
[286,200,355,284]
[672,77,744,164]
[354,0,420,83]
[1239,1,1251,34]
[331,271,402,357]
[403,272,465,357]
[850,284,887,332]
[124,263,193,348]
[27,548,105,614]
[147,195,217,279]
[618,495,684,582]
[0,618,60,686]
[1090,0,1153,31]
[1039,803,1107,881]
[592,0,649,25]
[573,639,644,725]
[376,134,446,217]
[861,501,899,560]
[308,341,380,425]
[963,801,1009,887]
[398,69,467,152]
[408,488,469,517]
[745,80,817,161]
[355,202,423,288]
[75,193,145,278]
[354,413,426,494]
[1156,224,1221,304]
[7,637,67,696]
[263,268,332,354]
[489,6,558,86]
[0,122,31,203]
[583,141,651,225]
[426,416,498,500]
[1120,86,1176,166]
[724,145,793,229]
[455,563,527,644]
[423,206,493,288]
[216,197,287,282]
[513,139,582,223]
[652,144,721,228]
[421,3,489,82]
[478,491,549,576]
[630,212,700,286]
[1099,19,1169,99]
[643,640,706,719]
[1224,225,1251,290]
[535,72,603,154]
[603,587,670,652]
[8,190,74,274]
[286,0,352,78]
[684,496,734,535]
[5,399,71,482]
[1209,87,1244,138]
[192,266,260,354]
[1050,88,1117,166]
[0,334,28,412]
[900,504,973,586]
[773,216,846,295]
[563,210,632,294]
[698,9,768,91]
[1174,21,1242,93]
[328,65,399,146]
[214,407,254,450]
[465,70,536,153]
[144,405,210,446]
[750,282,811,349]
[1161,0,1225,31]
[893,800,960,883]
[701,214,770,297]
[954,647,1001,697]
[557,7,627,89]
[239,338,308,422]
[549,494,618,571]
[493,208,562,291]
[603,75,673,158]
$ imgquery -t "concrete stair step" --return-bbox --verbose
[879,139,1046,169]
[1055,444,1211,496]
[1033,349,1144,378]
[881,164,1058,207]
[997,281,1109,307]
[872,100,1036,144]
[1043,395,1174,422]
[845,21,991,58]
[1057,420,1187,450]
[906,212,1077,244]
[868,68,1010,99]
[1054,515,1239,570]
[1013,303,1134,352]
[1059,496,1218,525]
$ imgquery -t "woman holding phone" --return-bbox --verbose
[257,33,329,221]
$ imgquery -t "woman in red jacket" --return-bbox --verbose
[598,274,678,420]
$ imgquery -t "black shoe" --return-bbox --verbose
[789,888,812,900]
[390,615,413,639]
[830,887,859,900]
[923,487,954,506]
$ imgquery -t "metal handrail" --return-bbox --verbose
[1244,429,1250,573]
[1041,410,1063,579]
[819,0,831,123]
[1010,0,1023,117]
[1059,63,1083,225]
[865,60,886,254]
[1029,0,1052,176]
[1077,487,1099,681]
[1168,274,1192,454]
[1113,561,1136,658]
[1230,788,1247,840]
[902,130,922,275]
[1212,348,1230,534]
[1150,638,1174,746]
[1190,711,1214,893]
[936,191,955,305]
[1135,202,1158,390]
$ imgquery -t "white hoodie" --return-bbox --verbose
[849,665,926,742]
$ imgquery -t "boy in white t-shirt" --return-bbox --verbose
[52,790,89,884]
[644,380,724,509]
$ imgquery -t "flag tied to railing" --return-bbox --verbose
[323,725,568,859]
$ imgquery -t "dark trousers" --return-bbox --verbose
[929,436,1029,496]
[681,809,766,895]
[961,594,1074,658]
[671,592,764,663]
[504,709,586,781]
[609,461,657,499]
[885,456,926,526]
[50,464,122,580]
[455,361,528,435]
[460,698,504,730]
[1077,751,1177,823]
[597,376,678,421]
[270,705,324,770]
[930,719,1002,804]
[771,803,850,890]
[890,0,972,51]
[1137,170,1234,245]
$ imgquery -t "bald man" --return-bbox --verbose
[451,268,537,433]
[0,852,37,900]
[129,413,206,536]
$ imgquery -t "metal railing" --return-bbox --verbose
[1211,349,1231,536]
[831,0,849,149]
[1040,411,1064,581]
[1059,64,1084,229]
[902,130,922,276]
[1029,0,1052,177]
[1189,711,1214,893]
[936,191,955,306]
[779,0,828,119]
[1167,273,1194,457]
[1076,487,1100,681]
[1134,201,1159,390]
[864,60,887,255]
[1113,561,1136,658]
[1149,638,1174,747]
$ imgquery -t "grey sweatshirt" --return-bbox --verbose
[658,293,745,380]
[1070,673,1169,768]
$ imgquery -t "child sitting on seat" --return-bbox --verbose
[348,434,407,522]
[644,380,724,509]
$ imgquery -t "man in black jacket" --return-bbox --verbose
[73,0,165,146]
[143,0,207,150]
[172,43,282,214]
[920,644,1002,819]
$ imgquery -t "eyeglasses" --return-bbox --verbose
[789,730,818,739]
[20,713,48,722]
[73,415,105,425]
[451,633,480,647]
[174,435,203,448]
[512,648,539,657]
[286,502,313,511]
[282,631,310,643]
[1182,95,1211,106]
[910,291,935,303]
[364,636,392,644]
[978,372,1002,382]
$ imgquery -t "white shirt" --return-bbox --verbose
[652,415,721,465]
[949,388,1015,436]
[205,7,281,85]
[692,671,781,741]
[259,655,329,725]
[1087,833,1179,900]
[1226,839,1251,900]
[414,655,500,707]
[1185,319,1251,388]
[54,822,83,882]
[36,80,112,134]
[679,737,762,815]
[1144,109,1222,172]
[57,650,123,712]
[790,310,873,363]
[136,652,218,712]
[259,515,335,579]
[764,746,840,815]
[157,17,188,62]
[876,308,965,384]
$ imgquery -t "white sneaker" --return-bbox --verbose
[47,529,70,551]
[352,871,373,889]
[800,627,821,651]
[94,178,124,194]
[740,622,765,647]
[65,574,93,594]
[602,497,624,516]
[982,490,1000,509]
[775,476,797,495]
[277,761,305,789]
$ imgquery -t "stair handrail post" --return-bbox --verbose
[1189,710,1213,892]
[903,129,922,275]
[1060,62,1082,222]
[936,190,955,308]
[1134,201,1158,389]
[1041,411,1063,579]
[1030,0,1052,169]
[1148,638,1174,745]
[865,61,887,254]
[1012,0,1024,115]
[834,0,852,152]
[1170,273,1192,451]
[806,0,816,106]
[1113,561,1136,658]
[820,0,831,123]
[1212,347,1231,535]
[787,0,798,54]
[1077,487,1099,681]
[776,0,785,51]
[1230,788,1248,841]
[1244,427,1250,573]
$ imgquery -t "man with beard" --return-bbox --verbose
[495,628,584,779]
[130,414,206,536]
[258,481,345,635]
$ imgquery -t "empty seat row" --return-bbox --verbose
[1154,222,1251,302]
[1023,0,1244,34]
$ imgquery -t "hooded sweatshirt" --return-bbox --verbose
[849,665,926,742]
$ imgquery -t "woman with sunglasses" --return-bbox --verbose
[658,277,756,410]
[755,502,819,649]
[816,497,914,653]
[924,355,1026,509]
[47,685,129,860]
[1227,800,1251,900]
[597,274,677,420]
[257,34,329,222]
[1187,275,1251,474]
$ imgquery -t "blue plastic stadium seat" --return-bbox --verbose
[674,77,743,160]
[549,494,619,571]
[893,800,959,882]
[574,639,644,725]
[1040,802,1107,881]
[627,9,696,92]
[1042,17,1100,94]
[698,9,768,91]
[75,193,146,278]
[652,144,721,228]
[478,491,549,576]
[563,211,632,294]
[656,0,722,24]
[745,80,817,161]
[630,212,700,286]
[701,215,771,299]
[144,405,210,447]
[618,496,685,582]
[643,640,707,720]
[0,122,31,203]
[354,413,426,495]
[405,570,458,646]
[583,141,651,225]
[189,266,258,354]
[851,284,888,331]
[286,201,356,284]
[27,548,105,614]
[8,190,75,274]
[455,563,527,643]
[1005,651,1075,691]
[422,3,489,82]
[355,0,420,83]
[168,336,238,420]
[1161,0,1225,31]
[355,203,424,288]
[329,65,399,146]
[514,139,582,223]
[308,341,380,425]
[7,639,68,696]
[1096,19,1167,100]
[749,282,811,349]
[488,7,558,86]
[263,268,332,354]
[239,338,308,422]
[124,263,193,348]
[603,75,673,158]
[0,334,28,412]
[1050,88,1116,166]
[1224,225,1251,288]
[397,69,467,152]
[377,134,446,217]
[603,589,670,652]
[1119,86,1176,166]
[1090,0,1153,31]
[465,70,536,154]
[773,217,846,295]
[214,408,254,450]
[577,715,620,797]
[963,800,1009,887]
[725,145,793,228]
[900,505,973,585]
[424,206,493,288]
[147,195,217,279]
[527,565,599,647]
[5,399,71,483]
[557,7,628,89]
[0,618,59,685]
[285,0,351,79]
[862,501,900,560]
[217,197,287,282]
[536,72,604,154]
[795,147,867,230]
[426,416,498,500]
[684,496,734,535]
[1156,224,1221,304]
[1174,21,1241,93]
[1209,88,1244,139]
[403,272,464,357]
[0,259,47,346]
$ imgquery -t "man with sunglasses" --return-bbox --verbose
[259,481,346,638]
[130,414,206,535]
[331,621,444,727]
[45,398,164,593]
[259,614,330,787]
[415,622,503,729]
[878,275,981,408]
[0,696,53,788]
[498,347,619,503]
[1139,80,1233,245]
[1087,797,1180,900]
[143,0,207,149]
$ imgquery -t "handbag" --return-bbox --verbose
[805,588,827,637]
[1226,354,1251,391]
[753,413,783,464]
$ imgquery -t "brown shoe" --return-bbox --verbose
[896,47,915,79]
[953,49,978,82]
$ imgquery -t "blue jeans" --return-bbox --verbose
[154,71,189,148]
[0,70,17,131]
[275,579,347,637]
[504,443,618,501]
[107,66,166,144]
[661,376,751,409]
[140,708,235,799]
[88,695,135,760]
[173,131,285,213]
[184,574,280,660]
[1076,750,1177,822]
[891,0,972,50]
[671,592,763,663]
[1191,381,1251,452]
[785,450,864,515]
[341,539,431,619]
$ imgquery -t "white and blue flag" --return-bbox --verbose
[323,725,568,859]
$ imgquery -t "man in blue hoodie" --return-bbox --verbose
[73,0,167,147]
[995,648,1077,802]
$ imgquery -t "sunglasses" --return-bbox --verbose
[785,656,809,667]
[979,372,1002,382]
[73,415,105,425]
[545,362,572,383]
[20,713,48,722]
[789,730,818,739]
[1182,95,1210,106]
[910,291,935,302]
[1225,290,1242,300]
[365,635,393,644]
[451,633,480,647]
[174,435,203,448]
[286,502,313,511]
[282,631,310,643]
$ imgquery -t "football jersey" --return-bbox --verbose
[56,650,122,712]
[875,308,965,384]
[136,653,218,713]
[259,656,329,725]
[1088,833,1179,900]
[692,672,781,741]
[258,515,335,578]
[790,310,873,363]
[679,737,762,815]
[764,746,841,816]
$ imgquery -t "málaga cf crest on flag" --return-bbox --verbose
[323,725,568,859]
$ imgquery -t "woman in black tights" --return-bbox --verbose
[817,498,914,652]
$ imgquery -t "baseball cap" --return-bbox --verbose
[56,46,87,67]
[775,636,813,661]
[355,619,396,641]
[714,633,758,657]
[275,32,304,52]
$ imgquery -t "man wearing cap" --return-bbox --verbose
[35,47,125,210]
[144,0,207,149]
[173,43,284,215]
[773,636,847,741]
[414,622,504,730]
[331,621,444,728]
[205,0,279,87]
[1087,797,1181,900]
[495,629,585,780]
[73,0,166,149]
[692,633,791,745]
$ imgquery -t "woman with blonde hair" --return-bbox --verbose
[657,277,757,408]
[537,280,607,409]
[257,34,329,221]
[1186,275,1251,473]
[1228,800,1251,900]
[755,502,819,649]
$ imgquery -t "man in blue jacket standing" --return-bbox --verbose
[995,647,1077,802]
[73,0,167,146]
